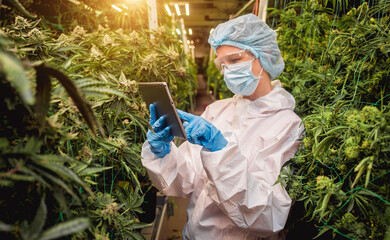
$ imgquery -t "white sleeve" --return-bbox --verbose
[201,120,303,237]
[141,108,213,198]
[141,140,203,198]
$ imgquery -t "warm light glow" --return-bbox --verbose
[185,3,190,16]
[175,4,181,16]
[187,40,190,44]
[122,4,128,9]
[164,4,172,16]
[210,28,214,34]
[112,4,122,12]
[68,0,81,5]
[176,28,181,35]
[183,29,187,35]
[189,28,193,35]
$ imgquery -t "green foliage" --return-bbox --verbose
[273,0,390,239]
[5,0,37,19]
[0,1,197,239]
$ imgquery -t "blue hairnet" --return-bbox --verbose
[208,14,284,80]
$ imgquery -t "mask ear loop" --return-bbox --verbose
[220,63,226,74]
[257,66,264,79]
[251,58,264,79]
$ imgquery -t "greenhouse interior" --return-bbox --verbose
[0,0,389,239]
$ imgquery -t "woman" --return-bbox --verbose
[141,14,304,240]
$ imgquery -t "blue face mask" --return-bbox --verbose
[223,58,263,96]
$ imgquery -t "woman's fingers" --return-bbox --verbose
[185,119,204,145]
[162,126,174,140]
[149,104,158,126]
[152,115,166,132]
[177,109,195,122]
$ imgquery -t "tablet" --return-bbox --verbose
[138,82,187,140]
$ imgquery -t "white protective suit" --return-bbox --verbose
[141,80,304,240]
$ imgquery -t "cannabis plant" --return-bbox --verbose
[1,0,198,238]
[272,0,390,239]
[0,36,101,239]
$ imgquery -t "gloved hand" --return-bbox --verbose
[146,104,174,158]
[177,110,227,152]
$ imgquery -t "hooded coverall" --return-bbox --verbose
[141,80,304,240]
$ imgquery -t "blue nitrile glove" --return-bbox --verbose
[146,104,175,158]
[177,110,227,152]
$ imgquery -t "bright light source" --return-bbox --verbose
[176,28,181,35]
[210,28,214,34]
[185,3,190,16]
[124,13,128,15]
[164,4,172,16]
[187,40,190,44]
[189,28,193,35]
[112,4,122,12]
[175,4,181,16]
[68,0,81,5]
[183,29,187,35]
[122,4,128,9]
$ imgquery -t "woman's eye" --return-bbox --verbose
[230,58,240,64]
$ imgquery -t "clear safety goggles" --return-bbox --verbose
[214,49,255,73]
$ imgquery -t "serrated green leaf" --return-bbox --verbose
[0,179,14,187]
[0,221,14,232]
[38,154,75,164]
[314,136,334,157]
[130,222,151,230]
[33,160,92,196]
[0,138,9,150]
[321,126,347,137]
[67,63,93,73]
[126,230,146,240]
[40,218,89,240]
[24,137,42,153]
[34,167,79,200]
[0,50,35,105]
[84,178,98,185]
[45,66,105,137]
[62,54,80,70]
[314,226,331,239]
[20,197,47,240]
[1,173,35,182]
[347,198,354,213]
[76,81,110,89]
[81,87,130,100]
[7,0,37,18]
[29,197,47,239]
[78,166,113,176]
[52,46,80,53]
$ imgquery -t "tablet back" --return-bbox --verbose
[138,82,187,140]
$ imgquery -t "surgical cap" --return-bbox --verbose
[208,14,285,80]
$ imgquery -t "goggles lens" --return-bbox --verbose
[214,50,254,73]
